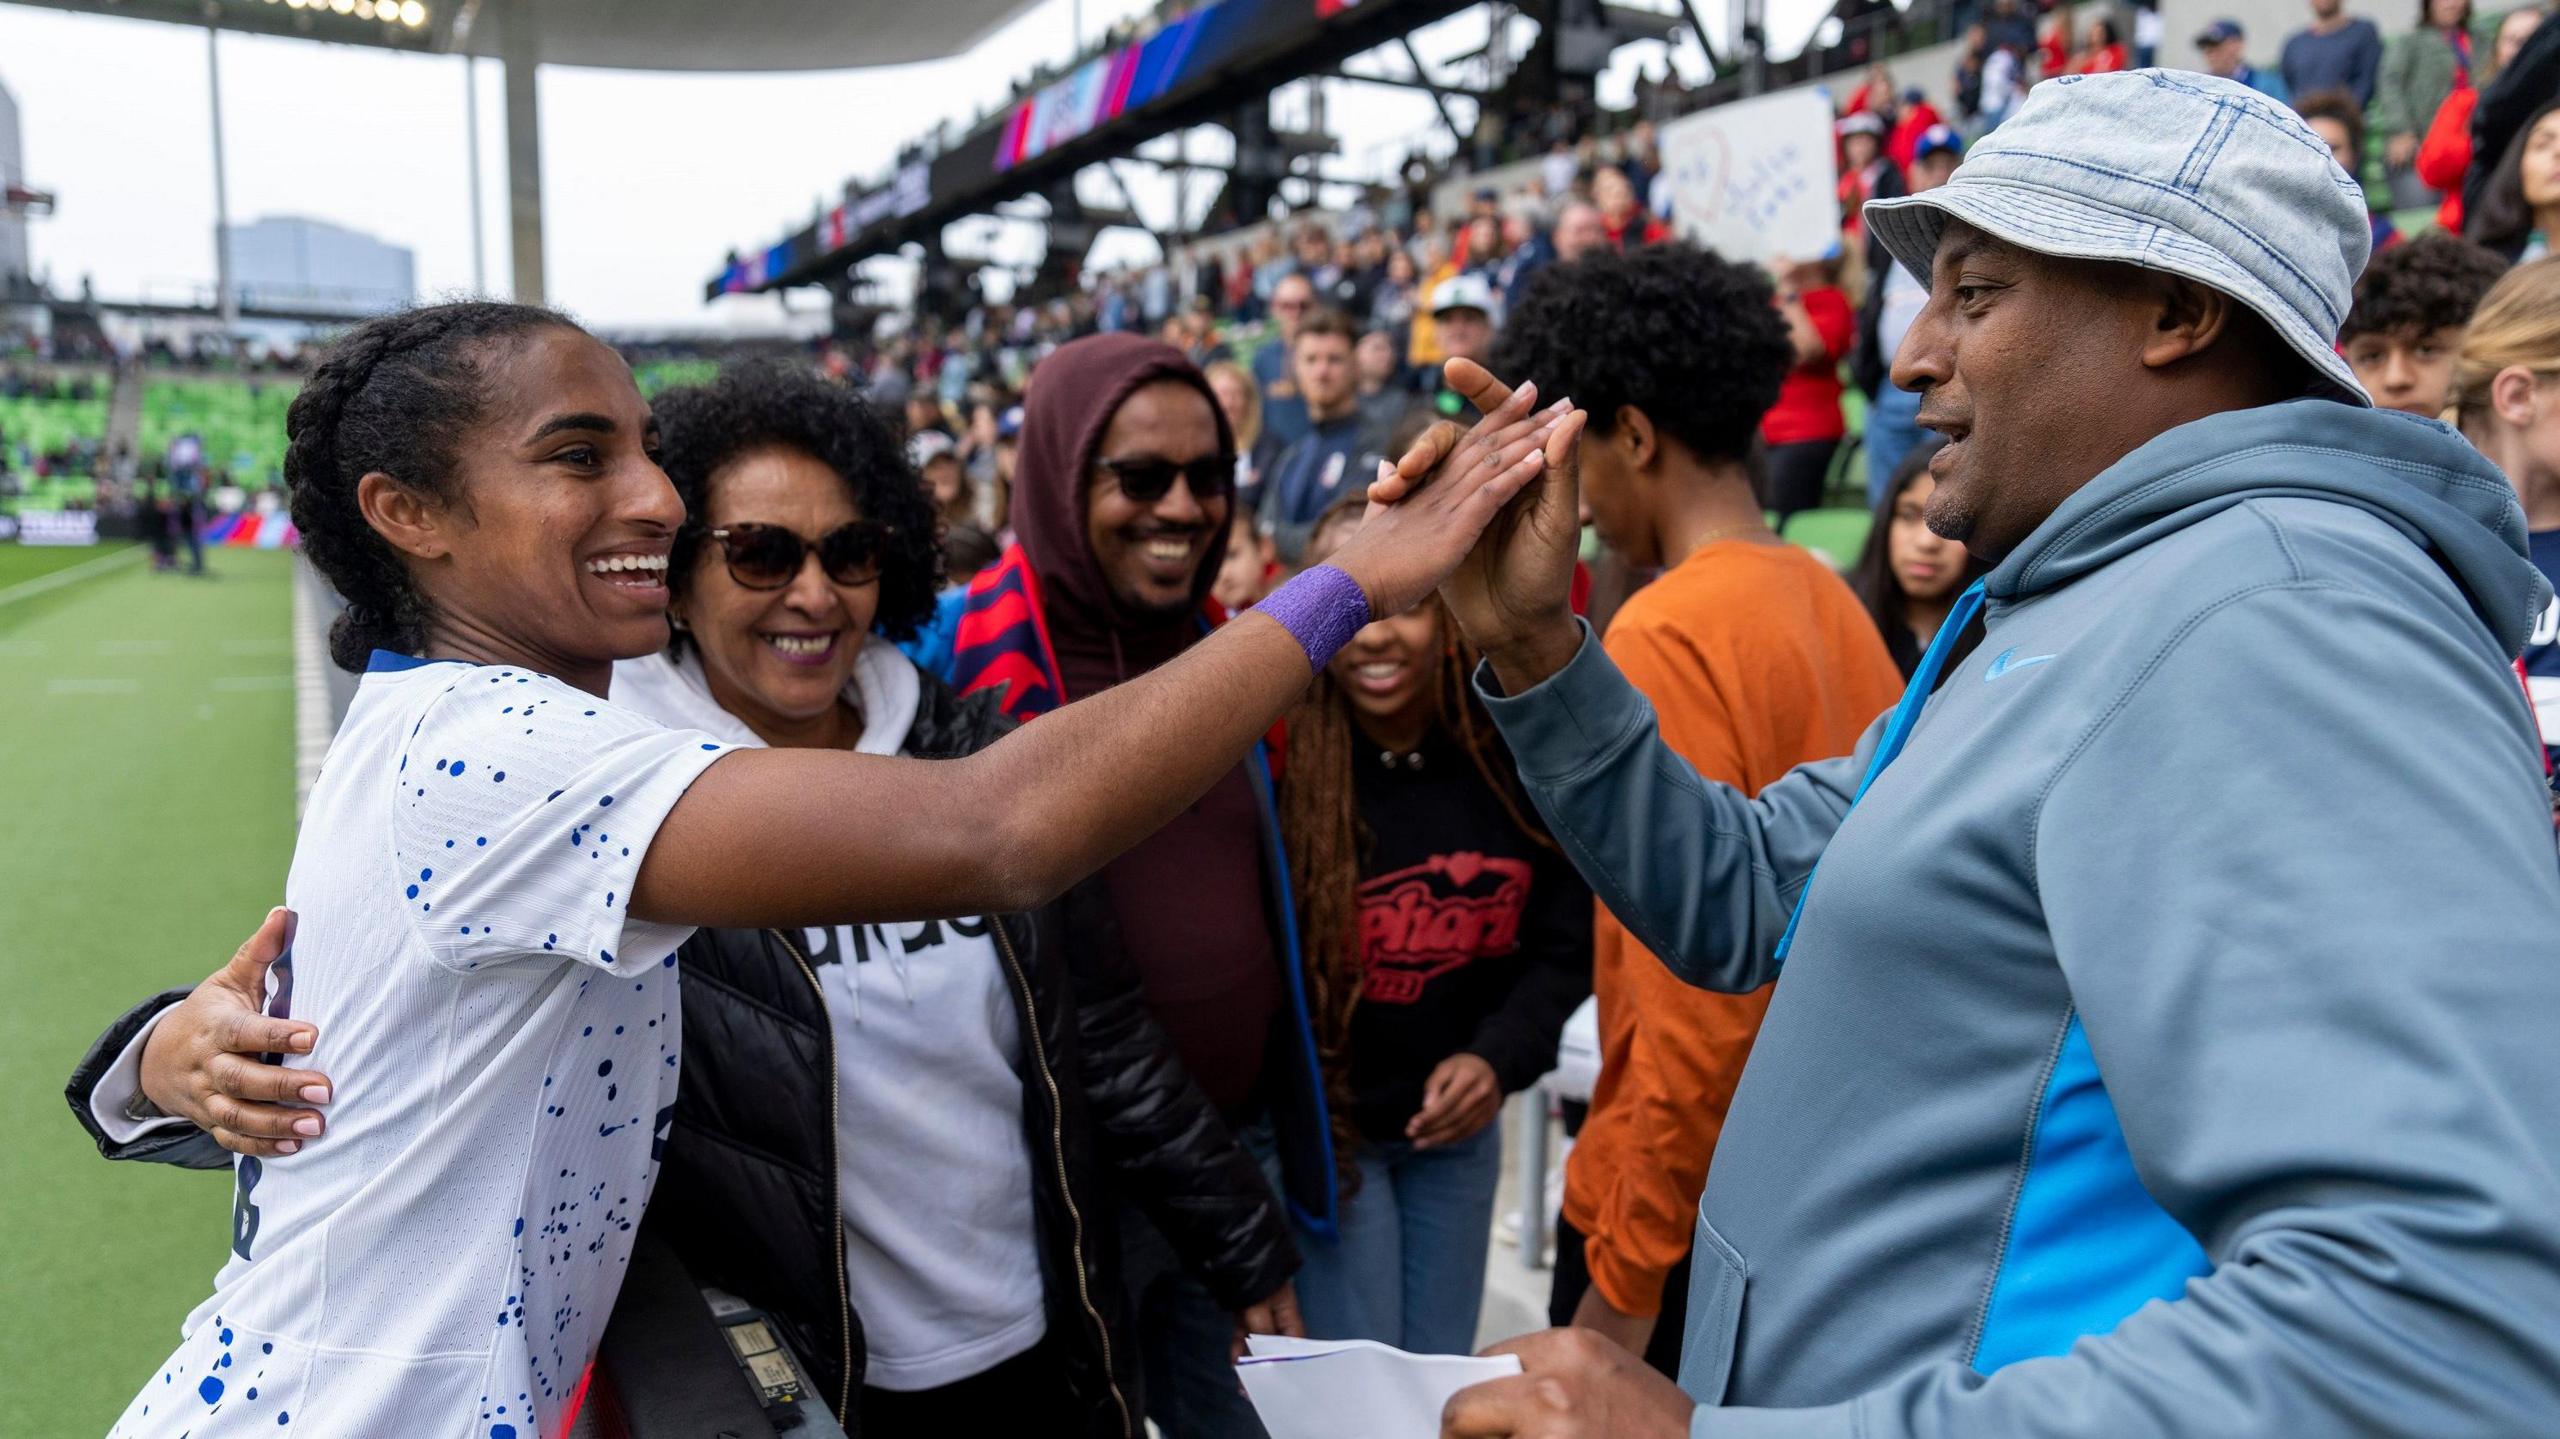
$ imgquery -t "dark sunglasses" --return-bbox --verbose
[696,520,892,590]
[1096,453,1236,505]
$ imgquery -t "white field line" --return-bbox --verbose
[292,557,334,816]
[0,545,144,608]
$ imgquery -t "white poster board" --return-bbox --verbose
[1656,87,1843,264]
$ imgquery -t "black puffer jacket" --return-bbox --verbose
[64,663,1299,1435]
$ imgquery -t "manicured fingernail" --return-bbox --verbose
[1551,396,1573,412]
[293,1116,322,1136]
[1376,458,1395,482]
[301,1085,330,1104]
[290,1031,314,1052]
[275,1139,298,1154]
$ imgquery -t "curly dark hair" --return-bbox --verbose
[1491,241,1792,466]
[2343,231,2512,341]
[286,300,582,672]
[650,359,941,644]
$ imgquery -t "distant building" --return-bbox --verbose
[226,215,414,315]
[0,77,28,288]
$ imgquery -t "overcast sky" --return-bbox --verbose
[0,0,1789,330]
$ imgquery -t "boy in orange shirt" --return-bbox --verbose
[1492,243,1906,1371]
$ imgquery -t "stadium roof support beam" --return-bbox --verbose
[1101,162,1164,247]
[205,23,238,333]
[1395,36,1469,149]
[499,0,544,304]
[1329,63,1488,100]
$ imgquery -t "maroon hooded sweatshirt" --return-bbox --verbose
[1010,333,1283,1117]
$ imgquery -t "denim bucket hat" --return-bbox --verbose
[1864,70,2373,406]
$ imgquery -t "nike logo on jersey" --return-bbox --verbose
[1985,647,2057,681]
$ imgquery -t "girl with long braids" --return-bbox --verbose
[88,301,1574,1436]
[1279,496,1592,1356]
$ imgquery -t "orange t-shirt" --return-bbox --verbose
[1562,536,1904,1318]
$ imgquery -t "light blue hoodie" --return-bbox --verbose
[1480,400,2560,1436]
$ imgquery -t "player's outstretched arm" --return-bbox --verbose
[628,382,1584,930]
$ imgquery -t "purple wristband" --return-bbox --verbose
[1252,563,1373,672]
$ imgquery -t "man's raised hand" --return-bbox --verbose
[1369,359,1586,691]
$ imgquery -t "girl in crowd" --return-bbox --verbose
[72,301,1565,1437]
[81,360,1308,1436]
[2070,16,2128,73]
[1213,505,1278,614]
[2447,256,2560,783]
[1203,357,1268,503]
[2466,97,2560,261]
[1850,437,1987,680]
[1278,499,1591,1356]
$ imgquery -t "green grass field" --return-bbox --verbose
[0,544,298,1435]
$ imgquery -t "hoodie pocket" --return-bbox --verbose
[1681,1204,1749,1406]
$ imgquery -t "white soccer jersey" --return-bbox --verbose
[110,651,733,1439]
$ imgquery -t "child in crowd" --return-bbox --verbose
[1850,436,1988,680]
[1279,498,1592,1357]
[2447,256,2560,788]
[1214,506,1277,613]
[2298,90,2405,254]
[2340,231,2512,417]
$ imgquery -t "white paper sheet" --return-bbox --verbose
[1236,1335,1523,1439]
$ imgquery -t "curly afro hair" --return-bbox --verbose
[2343,232,2512,343]
[650,360,942,644]
[1491,241,1792,466]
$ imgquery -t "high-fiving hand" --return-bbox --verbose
[1367,359,1588,692]
[1327,374,1584,622]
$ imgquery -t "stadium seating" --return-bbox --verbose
[136,376,298,486]
[0,384,110,462]
[633,359,722,397]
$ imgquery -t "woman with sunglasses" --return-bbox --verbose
[66,302,1571,1439]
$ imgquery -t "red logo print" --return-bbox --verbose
[1357,852,1532,1003]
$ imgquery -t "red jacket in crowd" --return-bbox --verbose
[1604,210,1670,249]
[2071,41,2128,73]
[2419,85,2478,233]
[1887,101,1944,170]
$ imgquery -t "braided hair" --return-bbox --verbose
[1278,498,1559,1194]
[286,301,581,672]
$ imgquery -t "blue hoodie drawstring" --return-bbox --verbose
[1773,578,1989,964]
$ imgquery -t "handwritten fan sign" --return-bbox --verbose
[1658,87,1843,263]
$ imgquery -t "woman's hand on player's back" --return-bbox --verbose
[137,907,334,1159]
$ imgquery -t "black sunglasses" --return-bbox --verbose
[697,521,892,590]
[1096,453,1237,505]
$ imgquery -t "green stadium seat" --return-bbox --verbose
[1783,506,1872,571]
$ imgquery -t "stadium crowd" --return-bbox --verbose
[41,5,2560,1438]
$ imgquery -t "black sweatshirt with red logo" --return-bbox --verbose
[1345,725,1594,1143]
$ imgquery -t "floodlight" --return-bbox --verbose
[400,0,425,25]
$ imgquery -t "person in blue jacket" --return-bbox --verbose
[1406,71,2560,1438]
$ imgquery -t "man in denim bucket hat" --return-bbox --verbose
[1425,71,2560,1437]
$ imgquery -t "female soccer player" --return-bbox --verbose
[97,301,1575,1437]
